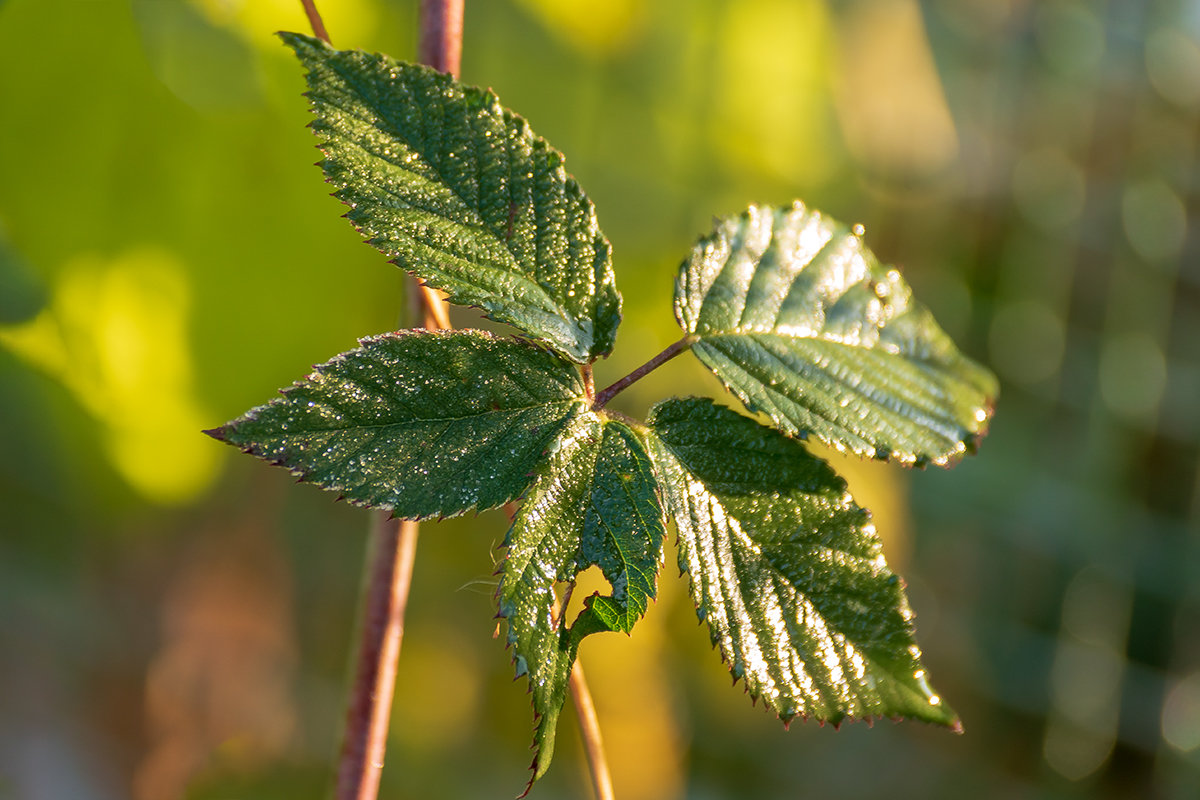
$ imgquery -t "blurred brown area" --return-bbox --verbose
[1,0,1198,798]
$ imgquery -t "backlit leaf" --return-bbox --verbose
[675,202,997,465]
[207,330,585,519]
[498,413,665,784]
[647,397,957,727]
[282,32,621,363]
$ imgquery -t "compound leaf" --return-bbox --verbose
[282,32,621,364]
[647,397,957,728]
[207,329,585,519]
[676,203,997,465]
[498,413,665,786]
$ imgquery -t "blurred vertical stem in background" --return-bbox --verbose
[309,1,457,798]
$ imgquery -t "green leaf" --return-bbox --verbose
[647,397,958,728]
[675,202,998,465]
[498,412,665,784]
[281,32,621,364]
[207,330,585,519]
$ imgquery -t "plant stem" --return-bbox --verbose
[418,0,464,75]
[581,363,595,403]
[299,0,331,44]
[570,661,615,800]
[294,9,406,800]
[550,592,612,800]
[327,4,458,800]
[415,0,460,332]
[336,516,420,800]
[316,4,614,797]
[407,0,617,787]
[594,336,695,409]
[301,5,415,797]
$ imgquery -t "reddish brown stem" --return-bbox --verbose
[570,661,615,800]
[331,4,459,800]
[417,0,460,331]
[328,3,612,798]
[299,0,331,44]
[335,517,420,800]
[594,336,694,409]
[418,0,465,76]
[582,363,596,403]
[300,4,413,796]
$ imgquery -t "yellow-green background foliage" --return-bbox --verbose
[2,1,1198,798]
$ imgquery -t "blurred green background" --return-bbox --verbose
[2,0,1198,798]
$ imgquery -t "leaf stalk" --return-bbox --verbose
[581,364,596,403]
[570,661,615,800]
[594,336,695,409]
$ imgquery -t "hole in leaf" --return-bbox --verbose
[555,565,612,625]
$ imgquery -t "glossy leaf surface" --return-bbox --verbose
[282,33,621,363]
[647,397,957,727]
[498,413,665,782]
[208,330,585,519]
[676,202,998,465]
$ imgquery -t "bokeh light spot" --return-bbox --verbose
[988,300,1066,386]
[1012,148,1086,231]
[514,0,645,56]
[1099,332,1167,421]
[833,0,959,179]
[1035,1,1106,77]
[1122,179,1187,264]
[1146,28,1200,108]
[0,249,219,504]
[1162,672,1200,752]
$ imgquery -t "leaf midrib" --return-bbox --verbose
[269,396,583,436]
[699,329,957,377]
[696,334,968,445]
[584,427,659,627]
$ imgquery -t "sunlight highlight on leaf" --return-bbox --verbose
[675,202,997,465]
[647,397,957,728]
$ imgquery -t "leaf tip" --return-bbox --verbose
[201,426,227,442]
[516,762,537,800]
[276,29,324,55]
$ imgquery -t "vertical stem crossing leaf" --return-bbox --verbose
[498,412,665,784]
[207,330,586,519]
[647,397,958,728]
[281,32,622,364]
[675,202,998,465]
